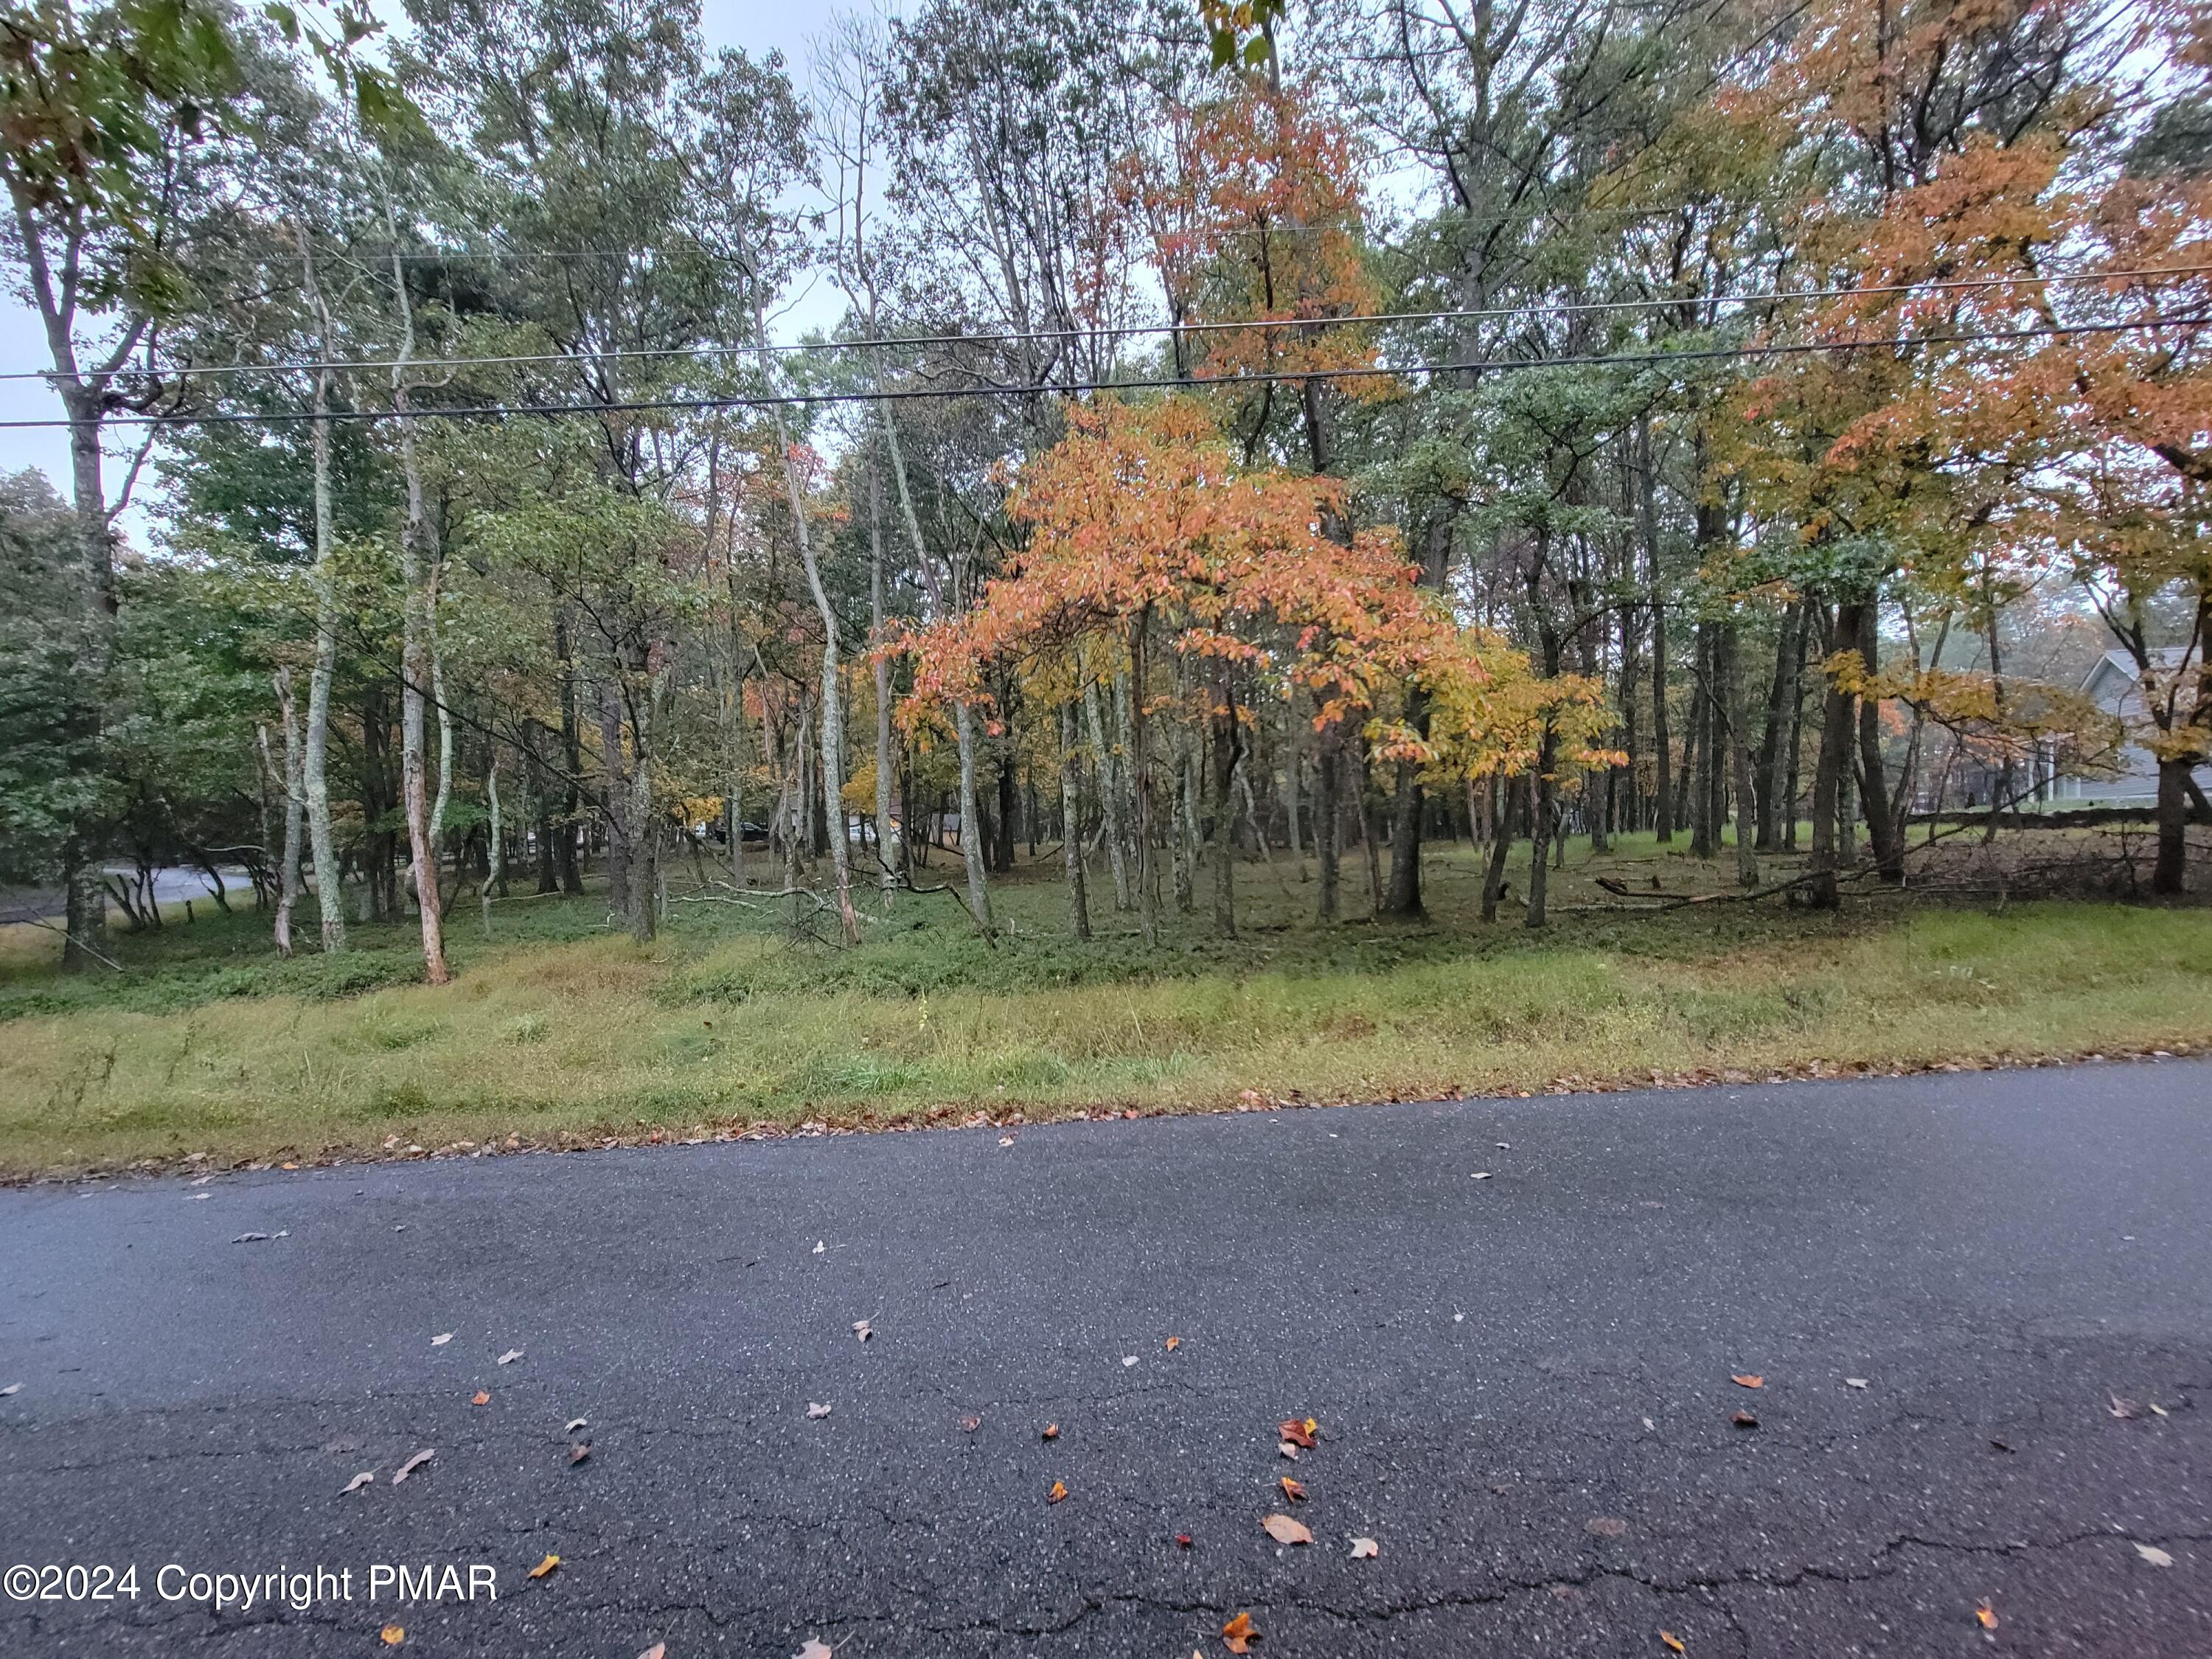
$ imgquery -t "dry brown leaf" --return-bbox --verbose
[471,1391,491,1406]
[1731,1374,1764,1389]
[343,1471,374,1494]
[1975,1601,1997,1630]
[1164,1337,1180,1351]
[1042,1422,1060,1440]
[1349,1537,1379,1559]
[392,1448,434,1484]
[1586,1517,1628,1538]
[1730,1411,1759,1429]
[2109,1393,2140,1419]
[1222,1610,1259,1654]
[380,1626,405,1646]
[959,1413,981,1432]
[529,1554,560,1580]
[1279,1477,1307,1503]
[1261,1513,1313,1545]
[1277,1418,1316,1449]
[569,1442,591,1465]
[1660,1632,1686,1653]
[852,1320,873,1343]
[1048,1480,1068,1504]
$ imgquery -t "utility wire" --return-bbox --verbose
[7,264,2204,386]
[3,315,2197,431]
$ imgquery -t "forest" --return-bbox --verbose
[1,0,2210,1170]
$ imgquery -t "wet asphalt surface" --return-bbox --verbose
[1,1059,2208,1657]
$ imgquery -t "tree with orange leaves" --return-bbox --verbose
[902,397,1501,942]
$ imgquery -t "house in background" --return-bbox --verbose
[2048,646,2212,806]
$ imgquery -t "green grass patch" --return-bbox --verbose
[1,837,2207,1177]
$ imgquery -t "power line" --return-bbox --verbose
[3,315,2194,431]
[8,265,2202,387]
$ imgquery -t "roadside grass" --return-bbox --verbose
[2,833,2208,1177]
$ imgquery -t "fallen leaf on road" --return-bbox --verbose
[2149,1402,2169,1417]
[1165,1337,1180,1352]
[1586,1517,1628,1538]
[1975,1601,1997,1630]
[1471,1171,1492,1180]
[564,1416,588,1435]
[795,1641,832,1659]
[392,1449,434,1484]
[2109,1393,2140,1419]
[998,1136,1015,1147]
[380,1626,405,1646]
[1048,1481,1068,1504]
[1176,1533,1193,1548]
[232,1232,271,1243]
[1988,1438,2014,1453]
[1731,1375,1764,1389]
[0,1383,19,1397]
[637,1646,666,1659]
[1042,1422,1060,1440]
[959,1413,981,1432]
[852,1321,873,1343]
[812,1241,825,1255]
[1279,1477,1307,1503]
[1350,1537,1379,1559]
[471,1391,490,1406]
[1277,1419,1317,1449]
[343,1472,374,1493]
[1262,1513,1312,1545]
[498,1349,524,1366]
[1844,1377,1868,1389]
[431,1333,452,1347]
[2135,1543,2174,1568]
[1279,1441,1300,1460]
[1122,1354,1138,1367]
[1222,1610,1259,1653]
[1660,1632,1686,1653]
[807,1402,832,1419]
[1730,1411,1759,1429]
[569,1442,591,1465]
[528,1555,560,1579]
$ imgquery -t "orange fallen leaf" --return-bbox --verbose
[529,1554,560,1579]
[1048,1481,1068,1503]
[1165,1336,1180,1351]
[1730,1411,1759,1429]
[380,1626,405,1646]
[1975,1602,1997,1630]
[1660,1632,1686,1653]
[471,1391,490,1406]
[637,1646,666,1659]
[1261,1512,1313,1545]
[1731,1374,1764,1389]
[1280,1476,1307,1502]
[1042,1422,1060,1440]
[1277,1418,1316,1449]
[1222,1610,1259,1654]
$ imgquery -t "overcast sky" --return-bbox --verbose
[0,0,863,532]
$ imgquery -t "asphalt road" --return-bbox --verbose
[2,1062,2208,1658]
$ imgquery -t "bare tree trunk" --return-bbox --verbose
[268,669,305,958]
[295,225,347,951]
[758,359,859,942]
[954,698,995,936]
[1083,676,1131,910]
[1130,608,1157,950]
[1527,724,1557,928]
[1481,775,1517,922]
[867,445,897,894]
[1722,624,1760,888]
[480,756,503,935]
[1315,720,1341,921]
[1807,599,1850,908]
[1059,702,1089,939]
